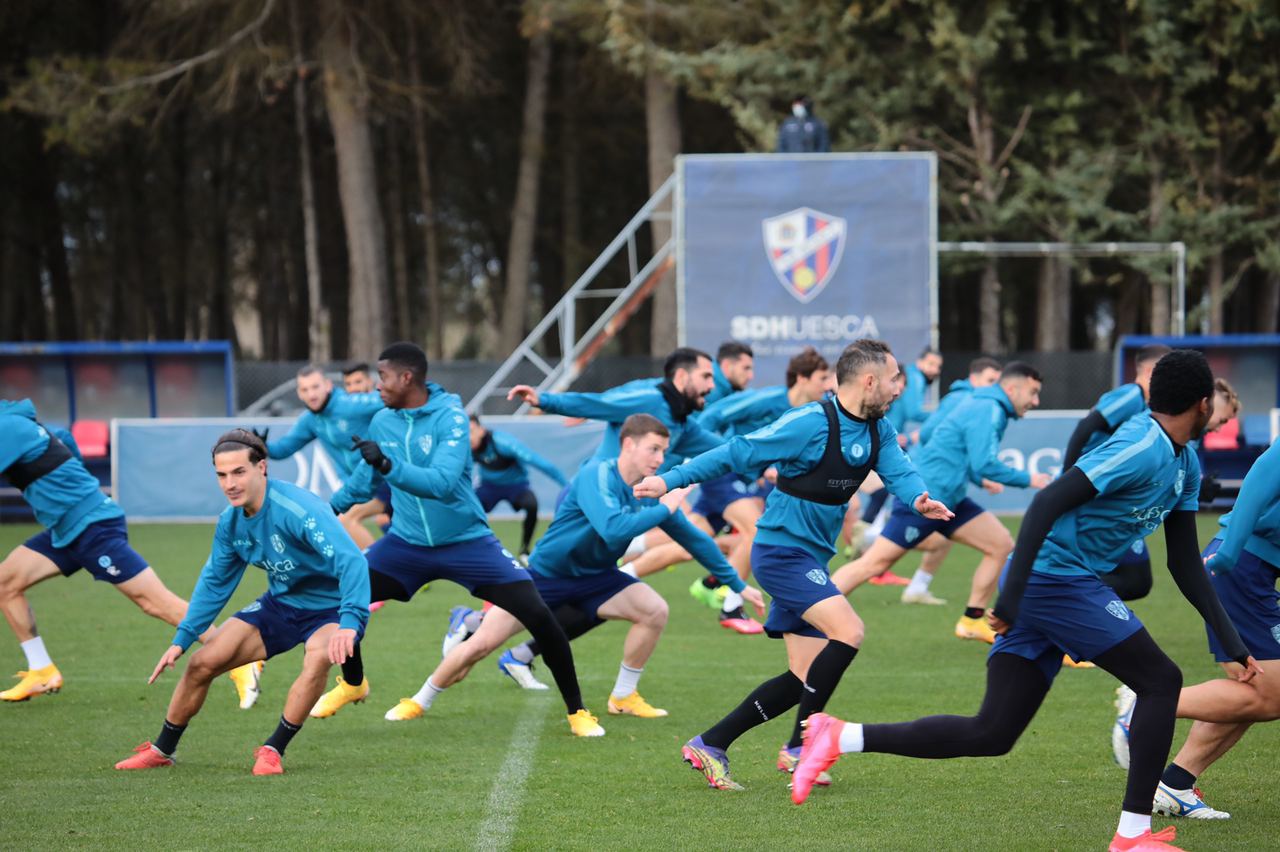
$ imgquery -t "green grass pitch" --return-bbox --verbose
[1,515,1276,850]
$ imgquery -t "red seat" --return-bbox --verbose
[1203,417,1240,451]
[71,419,110,458]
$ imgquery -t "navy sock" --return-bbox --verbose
[155,719,186,756]
[340,643,364,685]
[702,671,803,751]
[788,641,857,749]
[964,606,984,620]
[264,715,303,756]
[1161,762,1197,789]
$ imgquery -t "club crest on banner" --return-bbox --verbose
[761,207,847,303]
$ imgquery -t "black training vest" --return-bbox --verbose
[473,432,517,471]
[775,398,880,505]
[4,425,75,491]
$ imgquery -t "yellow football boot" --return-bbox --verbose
[228,660,264,709]
[607,691,668,718]
[1,664,63,701]
[384,698,425,721]
[954,615,997,644]
[309,676,369,718]
[567,708,605,737]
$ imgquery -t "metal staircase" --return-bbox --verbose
[466,174,675,415]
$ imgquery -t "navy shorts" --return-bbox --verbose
[880,496,986,549]
[231,593,363,659]
[1203,538,1280,662]
[992,568,1145,683]
[531,569,639,620]
[476,481,535,512]
[752,542,842,639]
[24,516,148,585]
[373,480,392,508]
[694,473,766,533]
[364,532,528,598]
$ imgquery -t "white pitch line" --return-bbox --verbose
[473,694,550,852]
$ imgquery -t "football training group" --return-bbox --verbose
[4,337,1278,852]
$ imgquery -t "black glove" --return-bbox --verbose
[252,426,270,444]
[1199,474,1222,504]
[352,435,392,475]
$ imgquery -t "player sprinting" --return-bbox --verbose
[114,429,370,775]
[792,349,1260,852]
[0,399,261,708]
[433,414,766,713]
[312,343,601,736]
[1111,437,1277,820]
[634,339,951,791]
[831,363,1050,643]
[469,413,567,561]
[263,365,385,550]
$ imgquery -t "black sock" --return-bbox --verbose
[340,643,364,685]
[788,641,858,749]
[481,580,585,713]
[702,671,803,751]
[1161,762,1197,790]
[963,606,985,620]
[701,576,720,589]
[264,715,303,756]
[155,719,187,756]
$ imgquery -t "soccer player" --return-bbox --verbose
[0,399,261,708]
[673,347,832,631]
[342,362,376,394]
[430,414,765,713]
[113,429,370,775]
[1111,437,1278,820]
[916,356,1002,446]
[315,343,601,736]
[469,413,567,561]
[263,365,385,550]
[633,339,952,791]
[705,340,755,407]
[831,363,1050,640]
[792,349,1260,852]
[856,347,944,584]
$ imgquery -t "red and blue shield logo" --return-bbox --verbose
[761,207,847,303]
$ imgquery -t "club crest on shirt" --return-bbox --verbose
[418,435,434,456]
[806,568,829,586]
[1174,468,1185,496]
[271,534,285,554]
[905,526,919,544]
[337,419,349,432]
[1270,623,1280,646]
[850,443,865,460]
[1106,600,1130,621]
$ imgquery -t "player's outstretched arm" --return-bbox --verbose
[990,468,1097,629]
[507,384,541,407]
[1061,409,1108,470]
[501,432,567,486]
[529,385,657,422]
[1163,509,1254,672]
[266,413,316,460]
[580,463,674,550]
[1206,442,1280,575]
[332,446,377,514]
[172,534,249,653]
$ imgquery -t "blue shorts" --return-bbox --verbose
[694,473,766,532]
[373,480,392,508]
[1203,539,1280,662]
[232,593,363,659]
[531,569,639,621]
[364,532,528,598]
[880,497,986,549]
[751,542,842,639]
[23,517,148,585]
[476,481,535,512]
[993,568,1145,683]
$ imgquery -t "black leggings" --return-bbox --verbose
[509,489,539,554]
[1101,559,1153,601]
[864,629,1181,815]
[475,579,584,715]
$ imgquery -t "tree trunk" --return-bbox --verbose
[499,27,552,352]
[1258,273,1280,334]
[407,23,443,361]
[560,45,584,295]
[645,69,681,356]
[322,12,389,362]
[385,127,412,341]
[1147,170,1170,335]
[1034,256,1071,352]
[291,0,329,362]
[28,124,77,341]
[1206,146,1225,334]
[208,121,239,349]
[979,257,1001,353]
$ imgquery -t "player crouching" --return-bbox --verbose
[114,429,369,775]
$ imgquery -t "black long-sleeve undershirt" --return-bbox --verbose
[1162,510,1249,664]
[1062,409,1112,470]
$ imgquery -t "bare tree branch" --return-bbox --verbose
[993,104,1032,172]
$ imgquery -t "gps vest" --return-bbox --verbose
[775,399,881,505]
[4,426,74,491]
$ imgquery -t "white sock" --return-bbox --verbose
[411,677,445,709]
[21,637,53,670]
[619,563,638,578]
[905,569,934,595]
[1116,811,1151,838]
[511,643,535,664]
[720,589,744,613]
[624,535,647,559]
[611,663,643,699]
[838,722,864,754]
